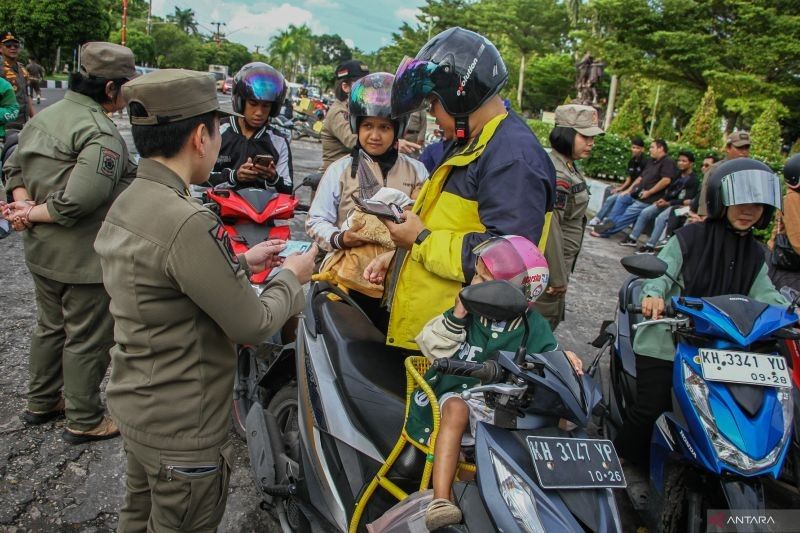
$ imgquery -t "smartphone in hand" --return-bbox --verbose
[351,195,404,224]
[253,154,274,167]
[278,240,312,258]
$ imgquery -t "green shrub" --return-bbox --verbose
[608,91,645,139]
[681,86,722,149]
[527,119,553,147]
[580,133,631,180]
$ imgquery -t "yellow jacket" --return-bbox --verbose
[386,112,555,349]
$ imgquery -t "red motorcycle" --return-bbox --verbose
[205,187,299,283]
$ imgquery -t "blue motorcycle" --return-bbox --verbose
[593,254,796,533]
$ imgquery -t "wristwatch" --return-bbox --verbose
[415,229,431,246]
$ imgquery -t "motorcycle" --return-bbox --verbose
[594,254,796,532]
[228,173,322,439]
[245,279,624,532]
[778,287,800,494]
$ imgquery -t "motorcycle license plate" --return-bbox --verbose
[526,436,626,489]
[698,349,792,388]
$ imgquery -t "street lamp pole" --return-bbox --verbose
[121,0,129,46]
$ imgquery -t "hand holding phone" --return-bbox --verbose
[253,154,274,167]
[351,195,404,224]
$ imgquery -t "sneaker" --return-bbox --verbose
[655,238,669,249]
[594,220,615,234]
[22,398,65,425]
[62,415,120,445]
[426,498,463,530]
[619,236,637,247]
[588,217,601,227]
[636,245,656,255]
[36,96,40,104]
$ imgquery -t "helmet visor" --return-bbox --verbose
[391,56,438,118]
[240,68,284,102]
[720,169,782,211]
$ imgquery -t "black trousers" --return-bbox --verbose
[666,211,687,237]
[613,355,673,467]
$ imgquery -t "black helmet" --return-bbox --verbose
[335,59,370,82]
[391,27,507,139]
[348,72,408,137]
[232,62,286,117]
[705,158,782,230]
[784,154,800,188]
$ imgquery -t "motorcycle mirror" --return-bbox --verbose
[460,280,528,323]
[302,173,323,191]
[620,254,668,279]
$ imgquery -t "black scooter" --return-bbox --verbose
[243,279,624,531]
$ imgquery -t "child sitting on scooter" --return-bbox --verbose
[404,235,584,530]
[616,158,787,467]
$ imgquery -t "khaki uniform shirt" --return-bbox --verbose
[2,58,28,123]
[94,159,305,450]
[403,109,427,144]
[320,99,357,172]
[544,151,589,288]
[4,90,136,284]
[696,158,729,217]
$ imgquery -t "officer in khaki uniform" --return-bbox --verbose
[319,59,369,171]
[94,69,315,532]
[2,42,137,442]
[695,130,751,217]
[0,30,33,128]
[534,105,604,329]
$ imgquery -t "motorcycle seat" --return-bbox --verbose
[317,299,409,457]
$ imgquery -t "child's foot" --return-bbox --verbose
[426,498,462,530]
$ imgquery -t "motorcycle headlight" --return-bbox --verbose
[490,450,545,533]
[683,362,793,472]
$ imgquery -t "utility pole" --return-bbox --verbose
[254,45,261,55]
[210,21,226,48]
[121,0,129,46]
[604,74,618,129]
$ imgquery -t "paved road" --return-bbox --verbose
[0,89,645,531]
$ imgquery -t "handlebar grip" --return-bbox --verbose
[432,359,501,383]
[626,304,642,314]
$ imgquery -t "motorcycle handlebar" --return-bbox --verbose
[432,359,501,383]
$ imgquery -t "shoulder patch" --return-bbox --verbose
[209,223,241,274]
[98,147,120,178]
[554,189,568,210]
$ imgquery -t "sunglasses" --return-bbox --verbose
[3,42,20,49]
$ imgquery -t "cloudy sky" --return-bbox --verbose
[150,0,427,52]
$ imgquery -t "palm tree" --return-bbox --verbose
[167,7,198,35]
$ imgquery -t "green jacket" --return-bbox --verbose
[633,236,787,360]
[0,77,18,137]
[4,90,137,283]
[405,308,557,445]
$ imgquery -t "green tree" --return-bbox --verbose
[0,0,113,72]
[314,34,352,66]
[681,86,722,149]
[608,90,645,139]
[166,7,198,35]
[522,53,574,112]
[750,100,784,161]
[474,0,569,109]
[311,65,335,90]
[151,23,198,69]
[110,27,155,66]
[651,112,676,141]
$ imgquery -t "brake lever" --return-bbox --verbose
[461,383,526,401]
[632,316,690,331]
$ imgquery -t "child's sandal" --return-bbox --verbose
[425,498,463,530]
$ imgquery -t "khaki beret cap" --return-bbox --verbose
[555,104,604,136]
[123,69,241,126]
[80,42,137,79]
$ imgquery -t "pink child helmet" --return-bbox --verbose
[473,235,550,305]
